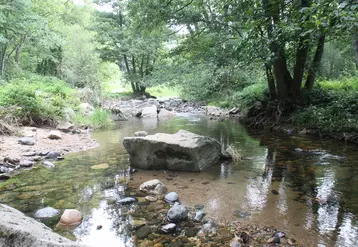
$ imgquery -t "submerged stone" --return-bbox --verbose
[34,207,60,219]
[193,210,205,222]
[139,179,168,195]
[57,209,82,230]
[161,223,176,233]
[167,203,188,222]
[43,161,55,168]
[117,197,136,205]
[135,225,152,239]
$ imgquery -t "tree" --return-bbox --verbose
[94,0,168,93]
[0,0,45,76]
[130,0,358,103]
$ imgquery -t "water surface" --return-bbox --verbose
[0,114,357,247]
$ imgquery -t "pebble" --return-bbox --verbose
[43,161,55,168]
[145,196,157,202]
[193,211,205,222]
[274,231,285,238]
[271,189,279,195]
[117,197,136,205]
[164,192,179,203]
[161,223,176,233]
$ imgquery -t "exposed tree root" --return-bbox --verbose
[244,100,296,129]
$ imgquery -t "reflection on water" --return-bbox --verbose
[0,114,358,246]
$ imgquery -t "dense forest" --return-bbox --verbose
[0,0,357,140]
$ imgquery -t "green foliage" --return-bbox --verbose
[61,24,101,89]
[294,78,358,133]
[320,41,357,79]
[232,84,268,110]
[0,74,74,125]
[73,108,113,130]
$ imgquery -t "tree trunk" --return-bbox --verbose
[272,50,292,100]
[1,45,7,77]
[123,55,136,92]
[354,36,358,70]
[264,0,292,101]
[265,64,276,100]
[292,38,309,99]
[305,34,325,91]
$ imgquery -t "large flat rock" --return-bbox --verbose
[123,130,222,171]
[0,204,85,247]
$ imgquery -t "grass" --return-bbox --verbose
[146,85,180,98]
[73,108,114,130]
[103,83,180,99]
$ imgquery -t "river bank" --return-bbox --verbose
[0,102,356,246]
[0,126,98,181]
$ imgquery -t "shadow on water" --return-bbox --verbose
[0,114,358,246]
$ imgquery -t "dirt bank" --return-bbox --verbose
[0,126,98,179]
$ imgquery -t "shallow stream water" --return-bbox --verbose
[0,114,358,247]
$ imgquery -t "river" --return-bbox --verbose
[0,113,357,247]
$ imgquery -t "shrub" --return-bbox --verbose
[0,74,75,125]
[73,108,113,130]
[294,78,358,133]
[232,83,268,110]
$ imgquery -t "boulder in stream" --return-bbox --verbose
[123,130,222,171]
[0,204,85,247]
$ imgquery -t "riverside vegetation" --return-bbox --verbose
[0,0,358,246]
[1,0,357,141]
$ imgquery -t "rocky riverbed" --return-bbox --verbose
[119,178,304,247]
[0,126,98,181]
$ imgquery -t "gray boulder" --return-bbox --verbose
[56,122,74,132]
[0,204,85,247]
[47,130,62,140]
[141,105,158,118]
[19,160,35,168]
[45,151,61,160]
[167,203,188,222]
[18,137,36,146]
[123,130,222,171]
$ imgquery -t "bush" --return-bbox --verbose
[232,83,268,109]
[0,74,76,125]
[73,108,113,130]
[294,77,358,133]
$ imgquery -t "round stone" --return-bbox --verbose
[58,209,82,228]
[34,207,60,218]
[164,192,179,203]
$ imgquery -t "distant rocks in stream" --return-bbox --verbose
[101,97,206,122]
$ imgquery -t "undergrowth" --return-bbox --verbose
[73,108,114,130]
